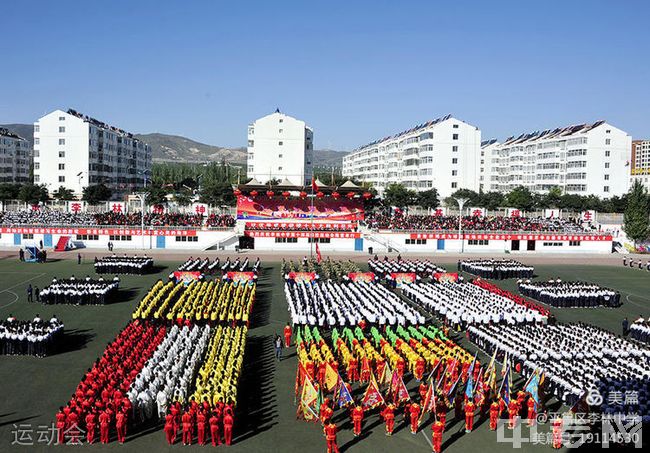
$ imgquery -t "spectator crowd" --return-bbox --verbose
[364,212,589,232]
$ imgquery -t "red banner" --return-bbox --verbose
[408,232,611,242]
[0,227,197,237]
[390,273,416,287]
[287,272,317,283]
[245,230,360,239]
[348,272,376,283]
[173,271,202,284]
[226,272,256,283]
[433,272,459,283]
[236,195,364,221]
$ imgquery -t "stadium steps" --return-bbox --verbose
[54,235,71,252]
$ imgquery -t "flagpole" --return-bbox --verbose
[310,178,314,259]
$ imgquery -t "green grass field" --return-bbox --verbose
[0,257,648,452]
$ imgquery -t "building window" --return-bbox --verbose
[453,124,459,129]
[278,154,283,158]
[606,129,611,134]
[34,162,40,170]
[604,186,610,193]
[452,158,458,164]
[59,176,65,182]
[59,116,65,121]
[77,234,99,241]
[109,235,132,241]
[278,167,283,170]
[605,139,611,145]
[248,165,254,172]
[452,134,459,140]
[542,242,563,247]
[175,236,198,242]
[605,162,610,168]
[452,146,458,152]
[451,182,457,188]
[605,151,610,157]
[604,174,609,180]
[275,237,297,243]
[279,118,283,123]
[59,126,65,133]
[279,129,283,133]
[34,125,40,132]
[59,151,65,158]
[248,140,254,147]
[452,170,457,176]
[278,141,283,146]
[405,239,427,245]
[34,138,40,145]
[59,139,65,145]
[569,240,581,246]
[308,238,331,243]
[34,175,40,182]
[59,163,65,170]
[22,234,34,239]
[468,239,489,245]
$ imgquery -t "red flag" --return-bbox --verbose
[311,176,318,193]
[361,374,384,409]
[315,243,322,263]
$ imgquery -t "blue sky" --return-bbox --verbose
[1,0,648,150]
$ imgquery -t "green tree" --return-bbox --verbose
[146,185,169,206]
[383,183,417,208]
[82,184,113,205]
[173,190,193,207]
[416,189,440,210]
[0,183,21,201]
[623,180,650,246]
[477,191,505,211]
[506,186,534,211]
[450,189,479,206]
[200,182,235,206]
[52,186,75,200]
[18,184,49,204]
[543,186,563,208]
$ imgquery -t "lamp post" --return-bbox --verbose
[135,191,147,250]
[454,197,468,253]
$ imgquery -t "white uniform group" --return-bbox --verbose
[402,281,547,327]
[39,277,119,305]
[518,280,621,308]
[285,279,425,326]
[368,258,446,278]
[460,259,534,279]
[0,316,64,357]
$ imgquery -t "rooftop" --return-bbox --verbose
[500,120,607,146]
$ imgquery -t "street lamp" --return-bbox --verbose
[454,197,468,253]
[134,191,147,250]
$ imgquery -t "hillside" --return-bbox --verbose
[0,124,349,167]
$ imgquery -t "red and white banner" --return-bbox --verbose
[245,221,356,231]
[581,210,596,222]
[409,232,611,242]
[109,201,127,214]
[0,227,197,237]
[287,272,317,282]
[507,208,523,218]
[469,207,486,217]
[433,272,459,283]
[173,271,202,284]
[192,203,209,216]
[348,272,376,283]
[226,271,256,283]
[66,201,86,213]
[390,272,417,287]
[245,230,360,239]
[544,209,560,219]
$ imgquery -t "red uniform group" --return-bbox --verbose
[164,400,235,446]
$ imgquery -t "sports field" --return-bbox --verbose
[0,255,648,452]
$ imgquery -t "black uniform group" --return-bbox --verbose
[177,257,222,274]
[368,257,446,278]
[460,259,534,279]
[630,318,650,344]
[518,280,621,308]
[94,255,154,275]
[0,315,64,357]
[220,257,261,273]
[38,276,120,305]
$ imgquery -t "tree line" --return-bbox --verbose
[381,183,628,213]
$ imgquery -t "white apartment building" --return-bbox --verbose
[630,140,650,189]
[0,128,31,183]
[485,121,631,198]
[33,109,151,196]
[342,114,482,198]
[247,110,313,186]
[479,139,499,192]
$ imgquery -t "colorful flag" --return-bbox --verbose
[392,371,410,405]
[524,369,540,407]
[418,380,435,425]
[300,375,319,421]
[499,363,512,405]
[324,362,338,392]
[336,374,354,408]
[378,362,392,389]
[447,375,461,399]
[474,367,486,407]
[361,374,385,409]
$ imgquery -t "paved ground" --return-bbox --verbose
[0,254,648,452]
